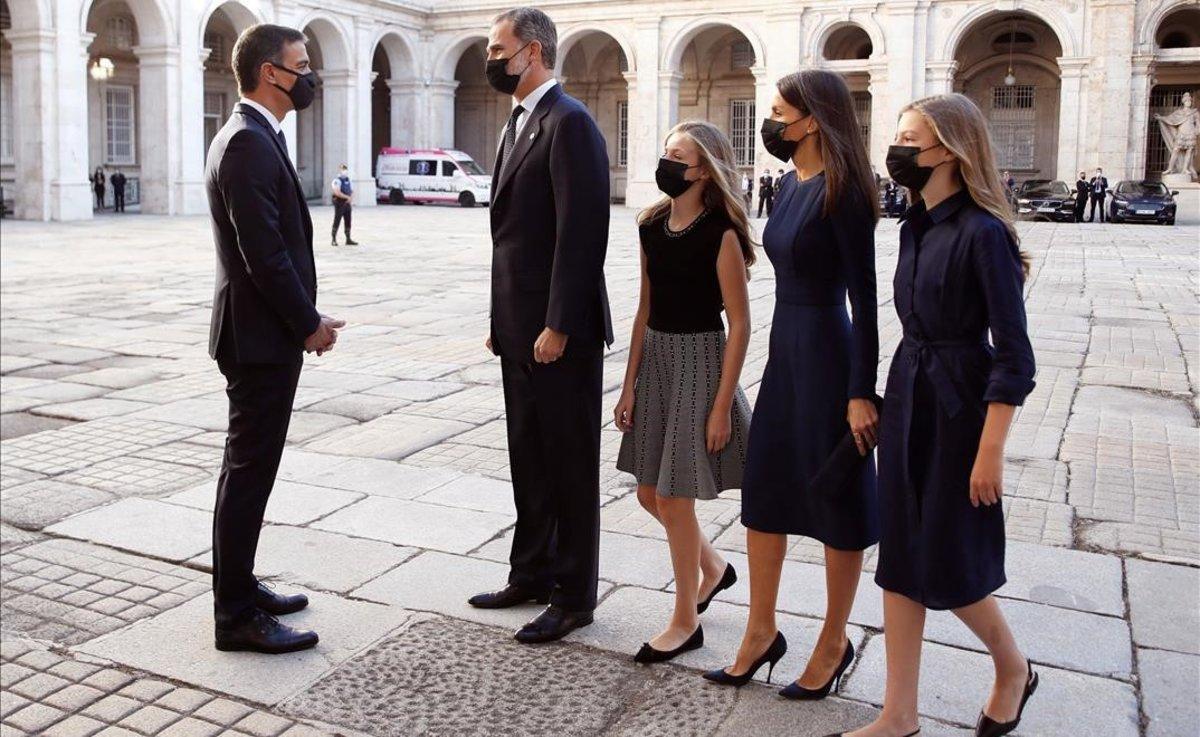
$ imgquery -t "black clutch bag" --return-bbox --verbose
[810,394,884,499]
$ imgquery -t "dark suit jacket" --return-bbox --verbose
[206,103,320,363]
[1090,176,1109,197]
[488,83,614,363]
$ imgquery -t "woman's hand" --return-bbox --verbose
[847,398,879,456]
[706,403,732,454]
[969,444,1004,507]
[614,391,635,433]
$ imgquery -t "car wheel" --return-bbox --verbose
[389,188,405,205]
[1166,217,1175,226]
[458,191,476,208]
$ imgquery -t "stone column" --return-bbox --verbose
[388,79,422,148]
[1125,54,1156,181]
[867,60,892,168]
[924,60,958,96]
[133,45,183,215]
[751,65,774,171]
[426,79,460,150]
[1055,57,1090,182]
[1084,0,1137,178]
[175,49,210,215]
[320,69,355,205]
[884,0,928,104]
[623,16,666,208]
[352,21,376,207]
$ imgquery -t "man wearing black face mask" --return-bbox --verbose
[471,7,613,645]
[204,24,343,654]
[1088,167,1109,223]
[758,168,774,217]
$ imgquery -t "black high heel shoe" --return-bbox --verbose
[702,631,787,686]
[634,626,703,664]
[975,660,1039,737]
[822,731,919,737]
[697,564,737,614]
[779,637,854,700]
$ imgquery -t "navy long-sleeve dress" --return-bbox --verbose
[740,171,880,550]
[875,189,1036,610]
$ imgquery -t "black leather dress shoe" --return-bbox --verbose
[255,582,308,615]
[514,605,594,644]
[468,584,550,609]
[214,610,319,654]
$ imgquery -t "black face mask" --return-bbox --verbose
[656,158,700,198]
[886,144,944,191]
[270,64,318,111]
[485,42,532,95]
[760,116,811,162]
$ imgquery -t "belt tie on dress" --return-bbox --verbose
[901,336,986,419]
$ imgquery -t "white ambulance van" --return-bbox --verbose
[374,148,491,207]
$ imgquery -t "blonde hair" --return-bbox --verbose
[901,93,1031,277]
[637,121,758,272]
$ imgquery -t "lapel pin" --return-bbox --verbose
[529,131,536,140]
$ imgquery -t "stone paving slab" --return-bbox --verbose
[30,397,154,422]
[1138,647,1200,737]
[1126,558,1200,654]
[0,479,114,530]
[0,418,201,475]
[413,473,517,515]
[165,480,363,526]
[189,525,417,594]
[999,541,1126,616]
[311,495,512,554]
[842,636,1141,736]
[47,498,213,562]
[75,590,413,706]
[302,412,472,460]
[293,456,460,500]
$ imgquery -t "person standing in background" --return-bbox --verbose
[330,164,358,246]
[742,173,754,210]
[1088,167,1109,223]
[757,168,775,218]
[110,169,127,213]
[1073,172,1090,223]
[92,167,106,211]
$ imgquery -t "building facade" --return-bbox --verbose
[0,0,1197,220]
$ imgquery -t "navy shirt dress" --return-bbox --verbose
[740,171,881,551]
[875,189,1037,610]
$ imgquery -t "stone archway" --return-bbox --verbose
[297,15,352,202]
[370,31,418,175]
[559,30,630,201]
[200,2,260,162]
[451,38,507,174]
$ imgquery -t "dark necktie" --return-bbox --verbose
[499,105,525,176]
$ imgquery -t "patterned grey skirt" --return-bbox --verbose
[616,328,752,500]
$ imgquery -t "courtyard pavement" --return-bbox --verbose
[0,198,1197,737]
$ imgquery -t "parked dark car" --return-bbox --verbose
[1013,179,1075,222]
[1109,180,1178,225]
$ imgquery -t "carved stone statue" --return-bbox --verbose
[1155,91,1199,183]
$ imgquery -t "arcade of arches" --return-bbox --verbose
[0,0,1197,220]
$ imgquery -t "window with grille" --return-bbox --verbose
[105,85,135,165]
[989,85,1035,170]
[729,99,756,167]
[852,91,871,147]
[731,40,755,69]
[1,74,12,164]
[204,33,227,68]
[106,16,134,50]
[617,100,628,167]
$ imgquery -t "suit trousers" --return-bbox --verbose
[500,352,603,612]
[213,356,303,627]
[1088,195,1106,222]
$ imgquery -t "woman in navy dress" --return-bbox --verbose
[705,70,880,696]
[829,95,1038,737]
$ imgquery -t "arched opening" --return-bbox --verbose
[673,26,759,176]
[954,12,1063,182]
[452,40,508,174]
[85,0,144,211]
[823,25,873,61]
[201,3,256,162]
[560,31,629,201]
[369,33,417,179]
[1146,7,1200,180]
[371,45,389,176]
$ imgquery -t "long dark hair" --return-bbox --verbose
[776,70,879,221]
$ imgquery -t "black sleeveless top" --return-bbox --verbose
[639,208,733,334]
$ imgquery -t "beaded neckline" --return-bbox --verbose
[663,208,710,238]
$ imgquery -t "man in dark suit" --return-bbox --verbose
[468,6,613,644]
[110,169,127,212]
[1074,171,1090,222]
[205,23,344,653]
[757,168,774,218]
[1088,167,1109,222]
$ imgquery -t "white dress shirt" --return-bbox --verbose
[509,78,558,139]
[239,97,283,134]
